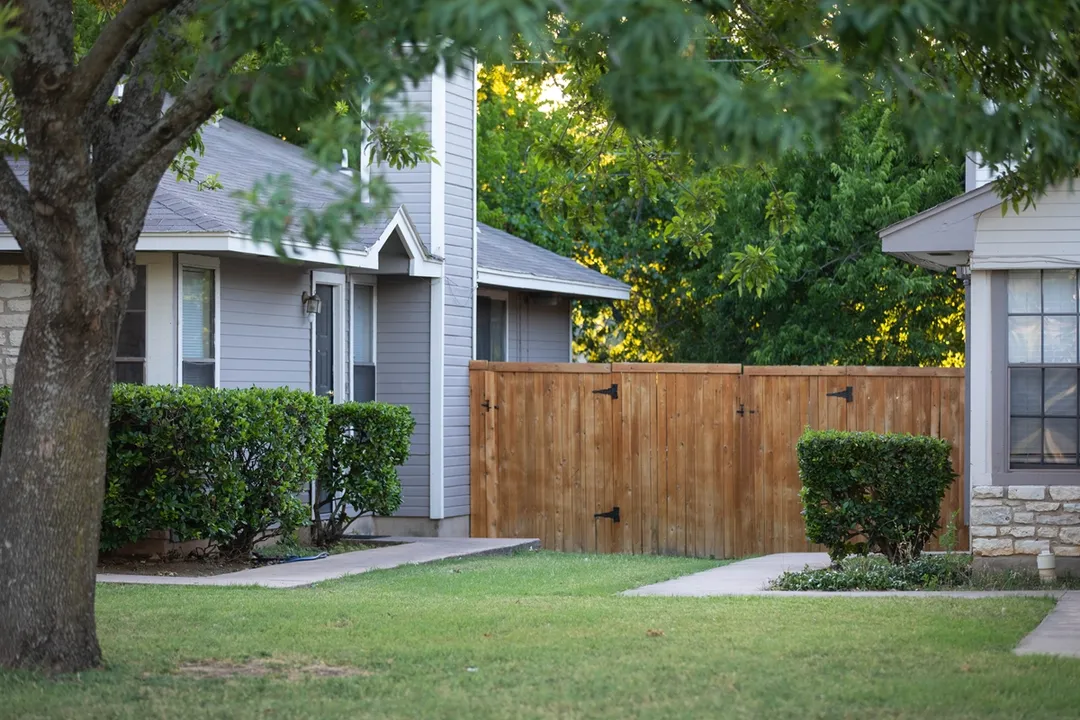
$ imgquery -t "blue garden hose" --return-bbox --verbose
[279,552,329,563]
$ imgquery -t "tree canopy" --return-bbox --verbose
[477,66,965,366]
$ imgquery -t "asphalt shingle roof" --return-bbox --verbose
[2,116,389,250]
[476,222,629,294]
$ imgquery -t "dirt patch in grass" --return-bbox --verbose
[174,658,373,680]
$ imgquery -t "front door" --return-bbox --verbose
[314,283,335,398]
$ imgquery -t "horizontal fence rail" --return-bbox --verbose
[470,362,967,558]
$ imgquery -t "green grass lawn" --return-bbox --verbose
[3,551,1079,719]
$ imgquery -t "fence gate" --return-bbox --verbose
[470,362,967,558]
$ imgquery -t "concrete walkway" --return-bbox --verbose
[623,552,1066,599]
[1015,592,1080,659]
[97,537,539,588]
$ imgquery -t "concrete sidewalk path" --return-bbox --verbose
[623,552,1067,599]
[1015,592,1080,659]
[624,553,832,596]
[97,537,539,589]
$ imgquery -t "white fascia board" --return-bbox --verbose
[0,225,444,276]
[0,231,380,269]
[477,268,630,301]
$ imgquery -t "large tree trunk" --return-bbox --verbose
[0,251,126,672]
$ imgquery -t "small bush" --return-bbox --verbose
[312,402,414,546]
[213,388,329,557]
[770,554,973,591]
[798,429,956,565]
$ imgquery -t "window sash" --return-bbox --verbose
[476,295,506,362]
[1007,270,1080,467]
[179,263,217,387]
[115,265,147,384]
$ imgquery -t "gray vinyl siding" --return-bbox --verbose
[377,276,432,517]
[442,61,476,518]
[218,257,311,389]
[974,184,1080,265]
[505,291,572,362]
[378,77,433,253]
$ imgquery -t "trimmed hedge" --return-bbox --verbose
[312,402,414,546]
[0,385,329,554]
[107,385,329,555]
[797,429,956,565]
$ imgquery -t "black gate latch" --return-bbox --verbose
[480,400,499,410]
[826,386,854,403]
[592,383,619,400]
[594,506,620,523]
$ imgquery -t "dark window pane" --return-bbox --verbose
[117,311,146,358]
[489,299,506,362]
[1011,368,1042,416]
[314,284,334,397]
[115,361,144,385]
[1045,368,1078,417]
[182,361,214,387]
[1011,417,1042,465]
[128,265,147,312]
[1045,418,1079,464]
[314,480,335,517]
[353,364,376,402]
[476,296,492,361]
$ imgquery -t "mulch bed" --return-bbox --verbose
[98,539,382,577]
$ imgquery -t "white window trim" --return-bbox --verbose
[176,254,221,388]
[349,276,378,402]
[476,288,510,362]
[311,270,347,403]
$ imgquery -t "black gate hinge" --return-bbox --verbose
[592,383,619,400]
[826,386,854,403]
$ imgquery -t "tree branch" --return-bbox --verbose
[69,0,183,110]
[0,157,34,247]
[95,77,220,209]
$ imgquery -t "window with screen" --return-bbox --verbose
[181,266,216,387]
[115,265,146,384]
[1008,269,1080,467]
[476,295,506,362]
[352,283,375,402]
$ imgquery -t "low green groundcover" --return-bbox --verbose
[770,554,1080,591]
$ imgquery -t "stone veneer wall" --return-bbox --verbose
[0,265,30,385]
[971,486,1080,557]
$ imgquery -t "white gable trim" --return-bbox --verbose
[364,205,443,277]
[477,267,630,301]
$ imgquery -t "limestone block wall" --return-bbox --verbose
[0,265,30,384]
[971,486,1080,557]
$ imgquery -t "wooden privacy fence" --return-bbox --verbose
[469,362,967,558]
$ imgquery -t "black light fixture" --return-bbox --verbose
[302,290,323,317]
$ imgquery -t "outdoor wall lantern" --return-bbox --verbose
[302,290,323,318]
